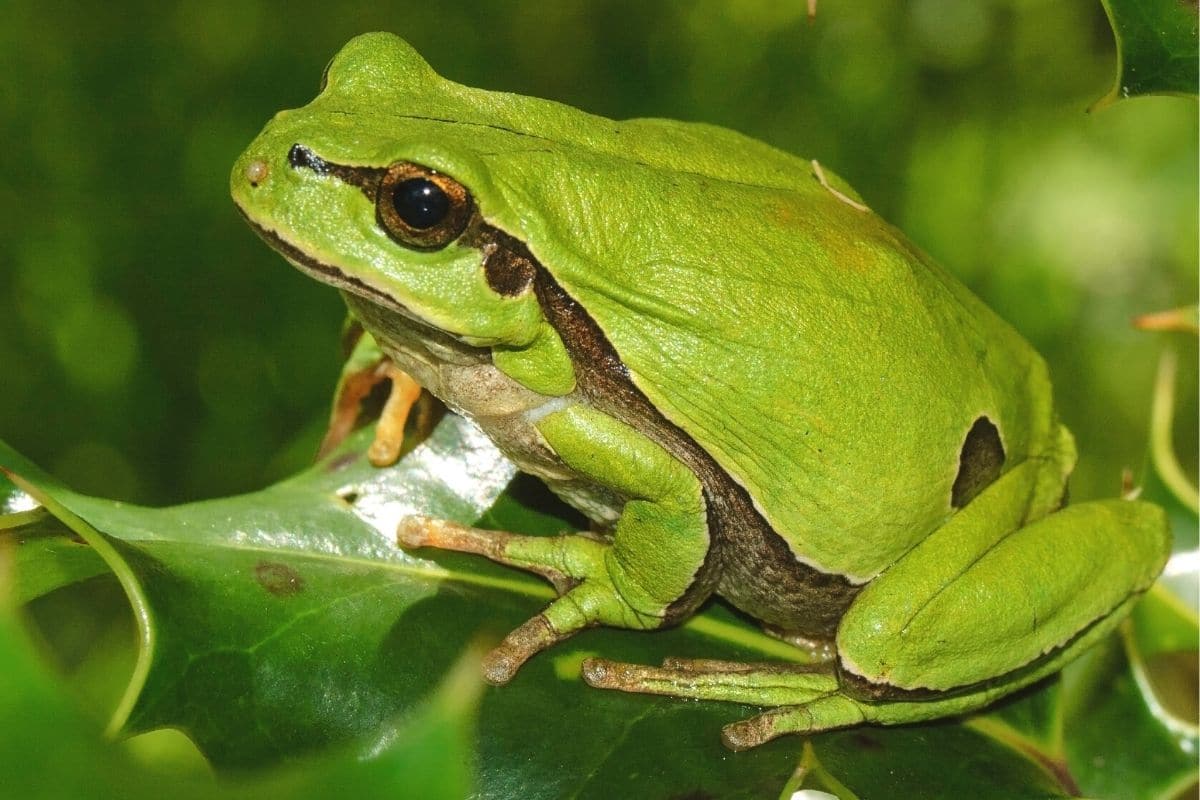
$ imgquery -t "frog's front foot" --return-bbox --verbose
[398,516,666,683]
[478,614,564,684]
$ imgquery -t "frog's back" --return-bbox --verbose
[522,155,1056,582]
[315,33,844,199]
[331,34,1059,582]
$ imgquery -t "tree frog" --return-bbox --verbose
[231,33,1170,750]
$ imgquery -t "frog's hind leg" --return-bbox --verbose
[835,472,1170,697]
[711,587,1148,750]
[581,458,1170,750]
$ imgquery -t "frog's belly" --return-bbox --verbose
[346,293,624,526]
[422,359,624,526]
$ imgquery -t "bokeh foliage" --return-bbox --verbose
[0,0,1195,507]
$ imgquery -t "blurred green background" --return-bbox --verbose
[0,0,1195,507]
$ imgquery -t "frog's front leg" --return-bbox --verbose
[584,458,1170,749]
[398,403,713,683]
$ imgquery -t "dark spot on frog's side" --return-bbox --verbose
[951,416,1005,508]
[465,222,536,297]
[255,561,305,596]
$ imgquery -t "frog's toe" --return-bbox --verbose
[660,656,824,674]
[481,614,564,684]
[720,711,786,751]
[481,575,662,682]
[581,656,838,707]
[397,515,508,555]
[721,697,866,750]
[396,516,577,589]
[366,364,423,467]
[715,691,945,750]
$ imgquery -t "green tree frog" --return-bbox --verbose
[231,33,1170,750]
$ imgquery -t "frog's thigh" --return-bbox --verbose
[533,404,711,618]
[838,475,1170,693]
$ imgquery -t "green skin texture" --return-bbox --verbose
[231,33,1171,748]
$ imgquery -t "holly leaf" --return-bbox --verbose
[0,589,482,800]
[1056,324,1200,799]
[2,417,809,797]
[1,467,482,800]
[1093,0,1199,110]
[2,412,1189,797]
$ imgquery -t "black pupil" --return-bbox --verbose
[392,178,449,229]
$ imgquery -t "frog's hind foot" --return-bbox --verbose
[720,698,867,751]
[580,655,867,750]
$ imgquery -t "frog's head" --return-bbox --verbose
[231,33,555,349]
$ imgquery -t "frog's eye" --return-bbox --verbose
[376,163,473,251]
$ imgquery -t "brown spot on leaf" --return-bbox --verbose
[852,732,883,750]
[255,561,305,596]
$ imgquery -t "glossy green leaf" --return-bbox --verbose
[3,517,108,605]
[1,418,809,797]
[1055,333,1200,799]
[792,721,1071,799]
[1094,0,1199,109]
[0,588,482,800]
[1061,606,1198,800]
[2,413,1191,798]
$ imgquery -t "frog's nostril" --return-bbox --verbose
[245,158,270,188]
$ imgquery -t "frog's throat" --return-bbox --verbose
[275,144,863,636]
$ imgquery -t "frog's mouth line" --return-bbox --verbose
[234,205,412,318]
